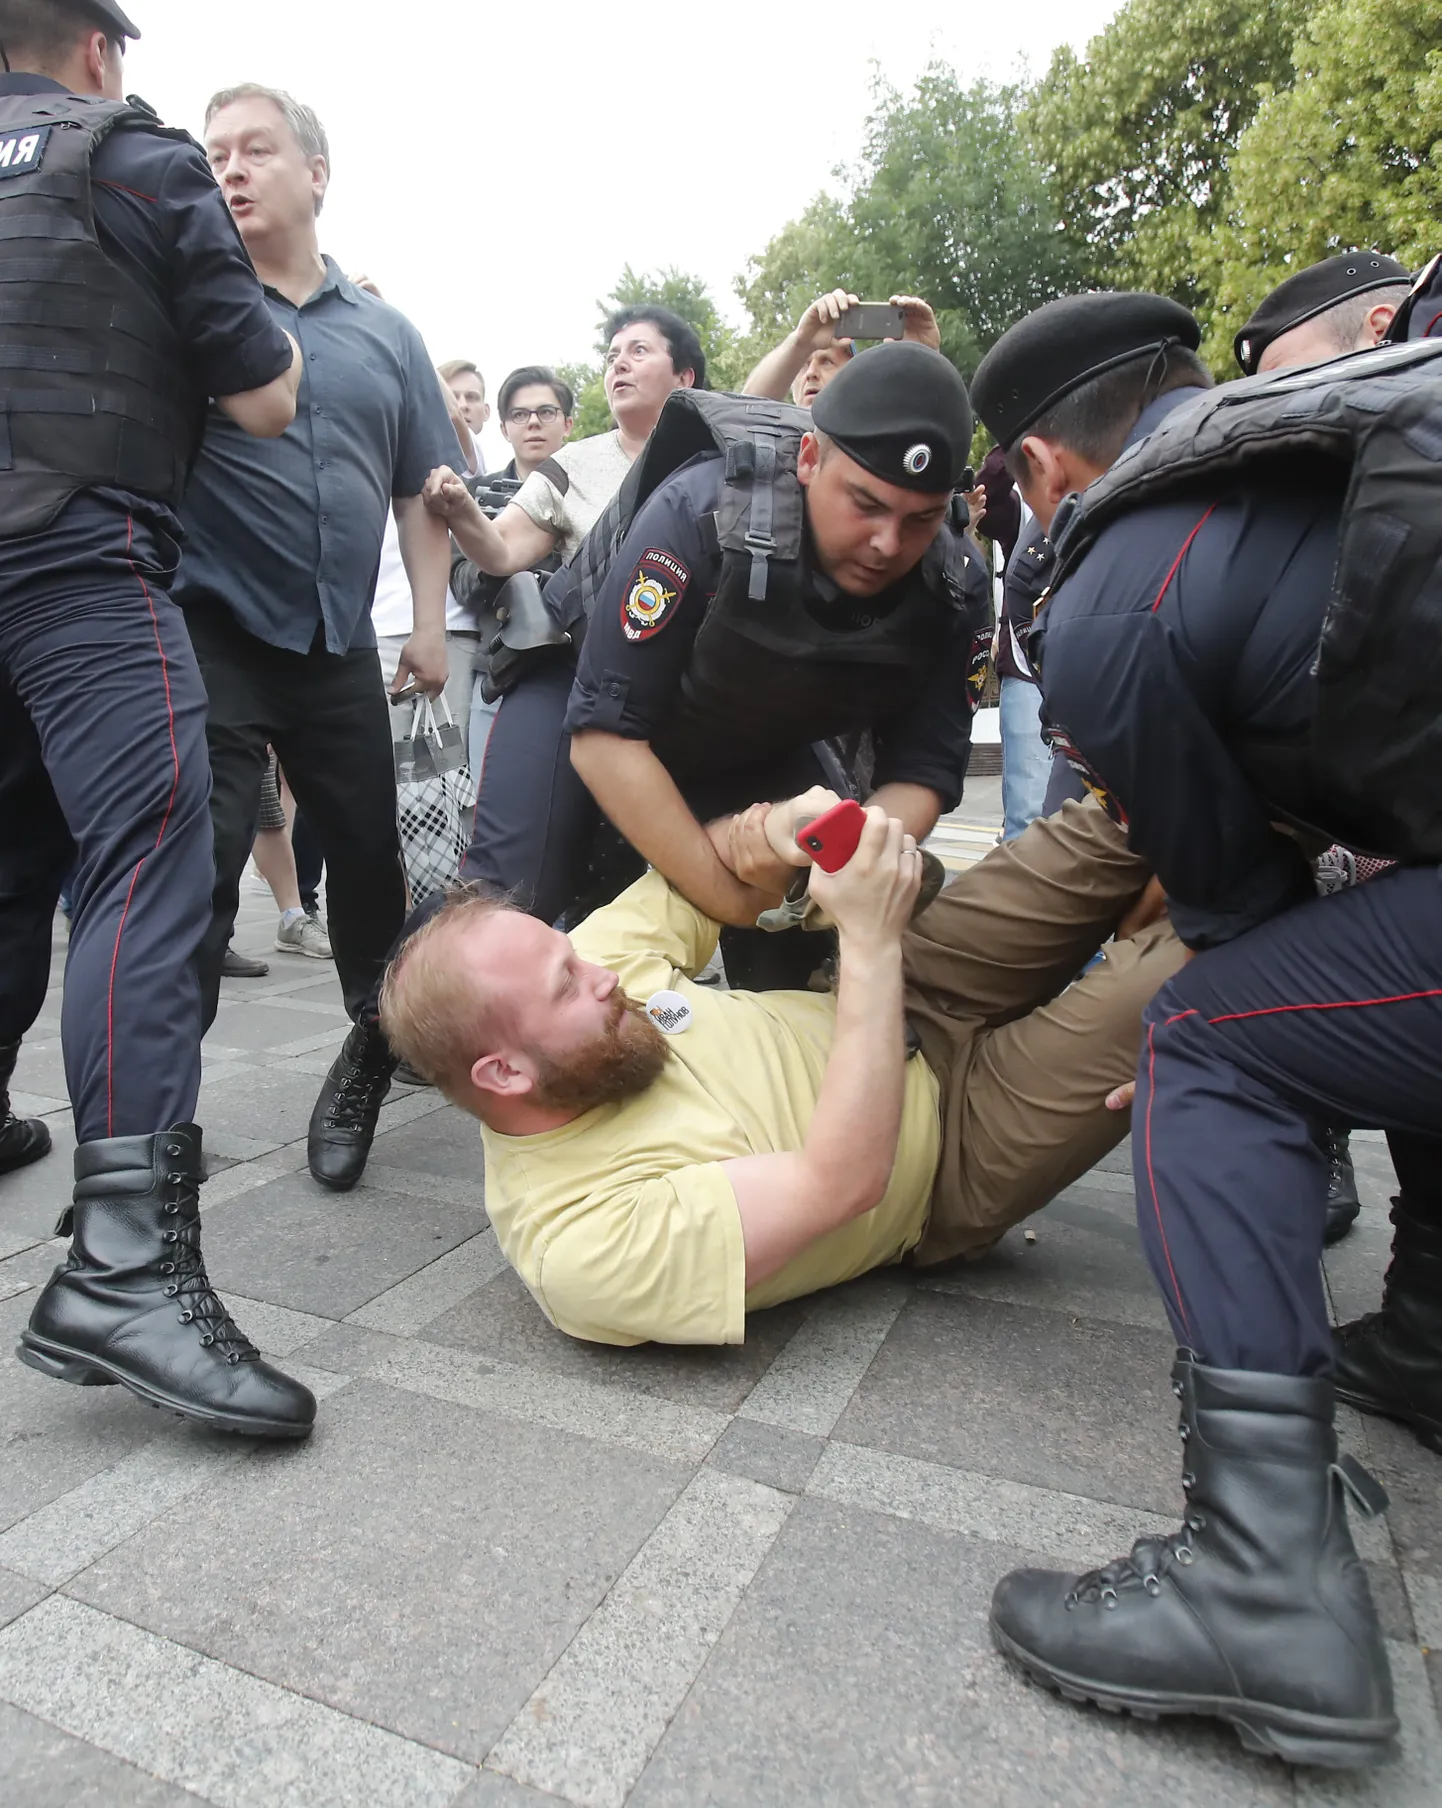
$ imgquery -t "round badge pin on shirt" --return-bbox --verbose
[646,990,693,1035]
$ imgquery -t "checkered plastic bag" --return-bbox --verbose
[394,696,472,905]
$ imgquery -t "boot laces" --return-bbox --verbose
[160,1176,259,1364]
[1066,1392,1207,1610]
[323,1050,389,1132]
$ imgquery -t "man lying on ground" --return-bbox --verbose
[378,792,1184,1346]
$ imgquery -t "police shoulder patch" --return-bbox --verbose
[621,547,689,643]
[0,125,51,178]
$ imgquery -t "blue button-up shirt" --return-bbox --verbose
[175,257,461,653]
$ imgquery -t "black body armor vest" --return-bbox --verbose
[567,389,981,776]
[0,91,203,537]
[1047,338,1442,863]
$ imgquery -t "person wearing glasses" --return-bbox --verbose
[489,366,575,483]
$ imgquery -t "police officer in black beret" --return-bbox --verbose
[1234,250,1412,376]
[971,293,1442,1767]
[0,0,317,1437]
[459,338,987,994]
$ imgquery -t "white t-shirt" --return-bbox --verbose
[511,429,633,562]
[371,427,481,638]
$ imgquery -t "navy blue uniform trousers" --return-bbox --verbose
[0,500,213,1142]
[1134,863,1442,1376]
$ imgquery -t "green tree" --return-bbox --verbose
[737,67,1082,375]
[1199,0,1442,365]
[1029,0,1314,307]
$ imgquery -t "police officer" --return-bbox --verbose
[1234,249,1412,375]
[437,340,984,994]
[970,296,1442,1766]
[0,0,316,1437]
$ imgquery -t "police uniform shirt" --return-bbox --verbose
[564,458,977,810]
[175,259,463,655]
[1036,488,1342,951]
[0,75,293,537]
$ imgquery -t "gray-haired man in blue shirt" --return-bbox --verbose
[178,82,460,1190]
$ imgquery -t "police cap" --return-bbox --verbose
[1233,252,1411,375]
[811,340,973,494]
[971,292,1201,450]
[79,0,141,40]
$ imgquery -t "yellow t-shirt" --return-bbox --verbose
[479,871,941,1346]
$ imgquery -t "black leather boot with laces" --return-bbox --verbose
[990,1351,1398,1769]
[1333,1194,1442,1453]
[17,1124,315,1439]
[0,1039,51,1177]
[307,1017,396,1191]
[1322,1128,1361,1247]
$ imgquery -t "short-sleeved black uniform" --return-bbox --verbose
[460,457,981,954]
[566,459,978,811]
[0,75,292,1144]
[1033,481,1442,1382]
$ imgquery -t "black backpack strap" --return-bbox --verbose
[534,456,570,496]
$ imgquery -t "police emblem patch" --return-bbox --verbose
[903,442,932,476]
[0,125,51,178]
[621,548,689,642]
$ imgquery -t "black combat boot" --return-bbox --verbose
[1333,1195,1442,1453]
[307,1017,396,1191]
[990,1352,1398,1769]
[1322,1128,1361,1246]
[17,1124,314,1438]
[0,1040,52,1177]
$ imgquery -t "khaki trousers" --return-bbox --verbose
[903,798,1187,1264]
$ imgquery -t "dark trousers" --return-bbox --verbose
[292,807,324,916]
[464,659,598,920]
[0,500,213,1142]
[183,604,406,1027]
[1133,863,1442,1376]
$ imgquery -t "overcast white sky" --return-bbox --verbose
[127,0,1117,464]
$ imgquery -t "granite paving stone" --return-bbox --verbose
[706,1418,827,1494]
[0,1597,474,1808]
[421,1263,809,1414]
[10,1035,70,1107]
[450,1774,573,1807]
[630,1496,1297,1808]
[0,1119,76,1261]
[736,1275,909,1436]
[0,1565,49,1630]
[833,1292,1184,1513]
[0,1293,175,1533]
[920,1197,1170,1334]
[197,1171,485,1319]
[0,1698,212,1807]
[490,1469,794,1808]
[64,1379,692,1763]
[367,1104,497,1180]
[1364,1416,1442,1577]
[194,1066,332,1158]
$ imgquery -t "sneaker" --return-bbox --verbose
[275,911,333,960]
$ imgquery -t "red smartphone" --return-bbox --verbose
[795,799,867,872]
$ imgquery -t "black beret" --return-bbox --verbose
[80,0,142,37]
[1234,252,1411,374]
[811,340,973,493]
[971,292,1201,449]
